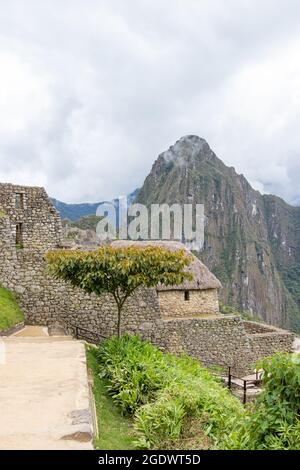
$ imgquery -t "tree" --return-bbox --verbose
[46,245,193,337]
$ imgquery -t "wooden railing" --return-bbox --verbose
[66,322,108,345]
[227,366,263,404]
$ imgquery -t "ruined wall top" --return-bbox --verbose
[0,183,63,250]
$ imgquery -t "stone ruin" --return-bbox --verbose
[0,182,294,375]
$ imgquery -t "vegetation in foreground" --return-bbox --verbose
[86,347,136,450]
[0,285,24,331]
[95,335,244,449]
[93,335,300,450]
[225,353,300,450]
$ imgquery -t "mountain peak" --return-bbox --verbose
[135,137,300,332]
[178,134,208,144]
[157,135,217,169]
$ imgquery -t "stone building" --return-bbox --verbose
[0,183,62,249]
[112,240,222,318]
[0,182,294,375]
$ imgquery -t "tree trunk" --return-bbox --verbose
[117,305,122,338]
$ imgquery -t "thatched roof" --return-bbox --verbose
[111,240,222,291]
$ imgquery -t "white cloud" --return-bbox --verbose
[0,0,300,203]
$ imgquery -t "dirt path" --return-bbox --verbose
[0,334,94,450]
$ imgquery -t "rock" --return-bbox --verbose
[48,322,67,336]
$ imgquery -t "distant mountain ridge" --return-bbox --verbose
[51,189,139,221]
[135,135,300,332]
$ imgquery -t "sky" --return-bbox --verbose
[0,0,300,204]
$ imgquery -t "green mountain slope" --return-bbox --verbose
[135,135,300,332]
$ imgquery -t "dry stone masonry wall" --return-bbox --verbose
[158,289,219,318]
[243,321,293,363]
[154,315,255,375]
[0,183,62,250]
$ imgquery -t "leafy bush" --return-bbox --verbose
[135,395,186,448]
[223,353,300,450]
[97,335,169,414]
[97,335,244,449]
[247,353,300,449]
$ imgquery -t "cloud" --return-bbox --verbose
[0,0,300,204]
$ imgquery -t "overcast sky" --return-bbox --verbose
[0,1,300,204]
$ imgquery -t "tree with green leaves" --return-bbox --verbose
[46,245,192,337]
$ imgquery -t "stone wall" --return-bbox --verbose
[243,321,276,334]
[0,243,246,374]
[153,316,255,375]
[244,321,294,362]
[0,183,62,249]
[0,249,161,338]
[0,215,19,286]
[158,289,219,318]
[0,244,294,375]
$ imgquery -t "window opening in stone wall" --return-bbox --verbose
[15,193,24,209]
[184,291,190,301]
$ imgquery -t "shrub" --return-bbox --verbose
[97,335,169,414]
[247,353,300,449]
[135,395,186,448]
[96,335,244,448]
[223,352,300,450]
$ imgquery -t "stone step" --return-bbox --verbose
[12,325,49,337]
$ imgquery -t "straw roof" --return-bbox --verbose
[111,240,222,291]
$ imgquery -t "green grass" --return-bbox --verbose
[86,346,137,450]
[0,286,24,331]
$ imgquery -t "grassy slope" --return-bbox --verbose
[0,286,24,331]
[86,347,136,450]
[95,336,245,450]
